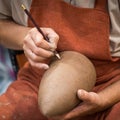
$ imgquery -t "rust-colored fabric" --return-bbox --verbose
[30,0,111,60]
[0,63,47,120]
[16,54,27,68]
[0,0,120,120]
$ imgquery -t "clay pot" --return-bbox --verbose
[38,51,96,117]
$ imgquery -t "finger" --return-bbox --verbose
[48,37,57,51]
[28,59,49,69]
[64,91,99,119]
[50,114,66,120]
[64,104,90,120]
[41,28,59,51]
[24,34,34,50]
[77,89,93,103]
[64,90,94,119]
[31,46,54,58]
[24,35,54,58]
[24,48,49,69]
[30,28,55,50]
[24,45,51,64]
[78,90,99,104]
[42,28,59,43]
[31,29,51,50]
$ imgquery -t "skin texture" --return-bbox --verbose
[0,20,30,50]
[0,19,59,69]
[38,51,96,117]
[23,27,59,69]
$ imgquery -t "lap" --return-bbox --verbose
[74,102,120,120]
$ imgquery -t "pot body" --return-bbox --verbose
[38,51,96,117]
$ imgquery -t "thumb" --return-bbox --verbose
[77,89,93,102]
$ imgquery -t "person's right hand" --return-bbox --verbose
[23,27,59,69]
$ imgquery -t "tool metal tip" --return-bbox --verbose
[55,53,61,59]
[21,4,26,10]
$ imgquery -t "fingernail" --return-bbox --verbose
[78,90,82,95]
[77,90,84,98]
[42,65,49,69]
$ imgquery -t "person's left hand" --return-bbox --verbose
[51,89,105,120]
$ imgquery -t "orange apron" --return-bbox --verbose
[29,0,110,60]
[29,0,120,91]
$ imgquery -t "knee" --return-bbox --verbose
[0,81,42,120]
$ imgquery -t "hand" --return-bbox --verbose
[23,27,59,69]
[51,89,105,120]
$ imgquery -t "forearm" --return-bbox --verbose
[98,80,120,108]
[0,19,31,50]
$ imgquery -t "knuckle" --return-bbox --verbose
[29,60,35,67]
[35,38,42,45]
[24,35,28,42]
[49,52,54,57]
[32,55,38,61]
[22,45,26,50]
[47,28,53,31]
[45,51,54,58]
[23,39,27,45]
[30,27,37,33]
[53,44,57,50]
[52,44,57,50]
[23,35,31,44]
[56,34,59,41]
[46,28,55,34]
[33,48,40,55]
[53,35,59,43]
